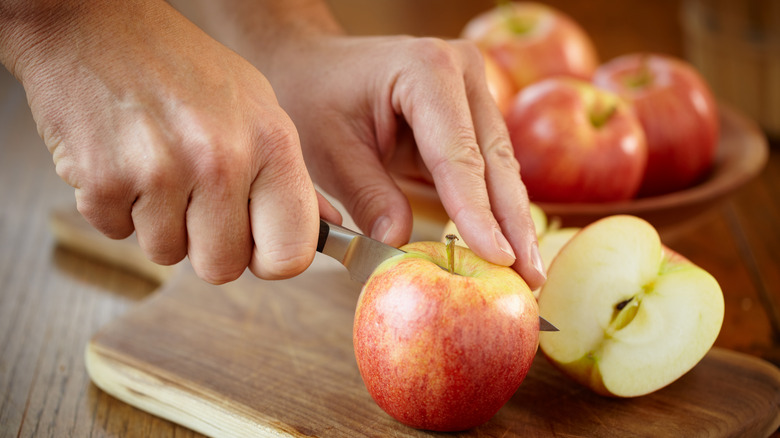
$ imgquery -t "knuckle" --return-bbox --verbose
[76,198,133,239]
[434,137,485,179]
[190,143,241,187]
[345,182,389,227]
[483,137,521,175]
[256,114,300,160]
[453,39,484,64]
[407,37,461,74]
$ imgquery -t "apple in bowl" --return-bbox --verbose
[505,77,648,203]
[353,239,539,431]
[461,1,598,90]
[537,215,724,397]
[593,53,720,196]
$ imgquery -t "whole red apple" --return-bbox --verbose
[593,54,720,196]
[353,239,539,431]
[461,2,598,90]
[505,77,648,203]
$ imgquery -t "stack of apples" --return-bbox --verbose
[463,1,720,202]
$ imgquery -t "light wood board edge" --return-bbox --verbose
[49,206,175,283]
[85,342,294,438]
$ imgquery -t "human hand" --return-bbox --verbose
[1,1,339,283]
[264,35,546,289]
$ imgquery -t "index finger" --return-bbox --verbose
[391,38,516,267]
[457,41,547,290]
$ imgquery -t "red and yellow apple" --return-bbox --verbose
[505,77,648,203]
[461,1,599,90]
[353,239,539,431]
[538,215,724,397]
[593,53,720,196]
[482,50,518,115]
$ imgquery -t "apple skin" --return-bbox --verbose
[461,2,599,90]
[505,77,648,203]
[593,53,720,196]
[482,50,518,115]
[538,215,724,397]
[353,241,539,431]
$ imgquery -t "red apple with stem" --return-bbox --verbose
[353,236,539,431]
[593,53,720,196]
[505,77,648,203]
[461,2,599,90]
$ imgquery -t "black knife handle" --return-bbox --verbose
[317,219,329,253]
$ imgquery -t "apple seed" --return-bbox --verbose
[608,296,640,335]
[615,297,633,310]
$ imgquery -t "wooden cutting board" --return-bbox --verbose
[51,209,780,437]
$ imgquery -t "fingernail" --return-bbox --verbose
[530,241,546,281]
[371,216,394,243]
[494,228,516,262]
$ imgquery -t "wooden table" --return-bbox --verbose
[1,3,779,435]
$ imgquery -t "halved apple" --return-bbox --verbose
[538,215,724,397]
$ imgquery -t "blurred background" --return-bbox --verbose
[327,0,780,140]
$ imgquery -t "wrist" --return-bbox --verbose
[0,1,84,81]
[0,0,174,86]
[176,0,345,79]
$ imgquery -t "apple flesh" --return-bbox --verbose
[593,54,720,196]
[538,215,724,397]
[462,1,598,90]
[505,77,648,202]
[353,240,539,431]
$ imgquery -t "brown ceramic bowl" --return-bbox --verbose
[401,104,769,240]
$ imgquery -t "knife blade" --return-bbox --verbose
[317,219,404,284]
[316,219,558,331]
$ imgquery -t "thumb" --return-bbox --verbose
[248,131,320,280]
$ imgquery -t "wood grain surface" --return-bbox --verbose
[47,208,780,437]
[2,1,780,437]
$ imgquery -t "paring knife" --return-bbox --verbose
[317,219,559,332]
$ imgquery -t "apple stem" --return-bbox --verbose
[445,234,458,274]
[497,0,534,35]
[626,55,653,89]
[590,104,617,128]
